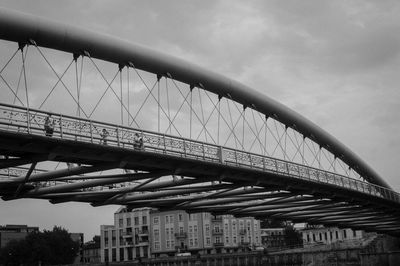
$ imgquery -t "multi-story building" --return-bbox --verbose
[0,224,39,248]
[100,208,261,262]
[150,210,261,257]
[301,225,365,247]
[83,236,101,263]
[261,228,286,249]
[100,207,151,262]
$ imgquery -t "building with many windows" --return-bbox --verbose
[301,225,365,247]
[0,224,39,248]
[100,207,151,262]
[100,208,262,262]
[150,210,261,256]
[260,228,286,249]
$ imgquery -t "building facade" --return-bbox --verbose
[83,236,101,263]
[260,228,286,249]
[150,210,261,257]
[0,224,39,248]
[100,207,151,262]
[301,225,365,247]
[100,208,262,262]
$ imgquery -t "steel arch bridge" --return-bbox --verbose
[0,8,399,236]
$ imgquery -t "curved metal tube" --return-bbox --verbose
[0,7,390,188]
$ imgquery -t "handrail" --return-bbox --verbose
[0,103,399,204]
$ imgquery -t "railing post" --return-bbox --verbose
[202,143,205,159]
[183,140,186,157]
[262,157,266,170]
[59,115,63,139]
[116,127,120,147]
[90,121,93,143]
[163,135,166,153]
[26,109,31,133]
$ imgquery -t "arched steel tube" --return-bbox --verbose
[0,7,390,188]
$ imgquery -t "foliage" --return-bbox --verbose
[284,224,303,247]
[0,226,79,266]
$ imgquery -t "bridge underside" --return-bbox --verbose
[1,130,399,236]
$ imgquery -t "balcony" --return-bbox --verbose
[174,232,188,238]
[124,241,134,247]
[138,230,148,236]
[212,229,223,235]
[122,233,133,238]
[136,241,149,247]
[239,229,247,235]
[211,216,222,222]
[213,242,224,247]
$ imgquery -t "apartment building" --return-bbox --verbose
[100,207,151,262]
[101,207,261,262]
[150,210,261,257]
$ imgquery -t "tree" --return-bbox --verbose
[0,226,79,266]
[284,224,303,247]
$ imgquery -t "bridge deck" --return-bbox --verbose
[0,103,400,235]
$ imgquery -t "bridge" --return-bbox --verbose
[0,8,399,236]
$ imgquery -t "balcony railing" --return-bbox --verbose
[213,242,224,247]
[239,229,247,235]
[174,232,188,238]
[212,229,223,235]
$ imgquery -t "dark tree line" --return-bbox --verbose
[0,226,79,266]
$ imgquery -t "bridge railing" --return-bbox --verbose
[0,103,399,204]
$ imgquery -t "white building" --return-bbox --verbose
[301,225,365,247]
[100,207,151,262]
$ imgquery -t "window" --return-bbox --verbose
[215,236,221,244]
[205,224,210,236]
[330,231,333,240]
[166,240,170,249]
[119,218,123,227]
[127,218,131,226]
[313,234,316,241]
[233,236,237,244]
[134,217,139,226]
[142,216,147,224]
[194,238,198,246]
[343,230,347,239]
[307,234,310,242]
[189,226,193,233]
[154,229,160,241]
[112,230,116,237]
[154,241,160,250]
[324,232,327,241]
[206,237,211,245]
[225,237,229,244]
[170,215,174,223]
[153,216,159,225]
[189,238,193,247]
[353,230,357,237]
[179,214,183,222]
[180,226,184,233]
[194,225,198,234]
[166,228,169,238]
[166,216,169,224]
[335,231,339,239]
[224,223,228,232]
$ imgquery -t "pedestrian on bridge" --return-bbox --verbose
[44,114,55,137]
[101,128,109,145]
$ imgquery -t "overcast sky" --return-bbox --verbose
[1,0,400,240]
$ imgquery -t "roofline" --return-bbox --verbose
[0,7,390,189]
